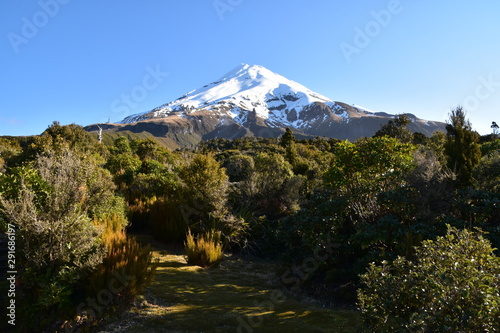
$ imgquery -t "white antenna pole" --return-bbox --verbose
[97,125,103,143]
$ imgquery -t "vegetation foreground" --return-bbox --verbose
[0,107,499,332]
[101,237,360,333]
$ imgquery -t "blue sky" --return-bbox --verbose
[1,0,499,136]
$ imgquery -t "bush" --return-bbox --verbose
[0,151,105,331]
[184,229,223,267]
[84,232,158,323]
[177,154,229,227]
[358,226,500,332]
[0,150,130,331]
[149,196,187,242]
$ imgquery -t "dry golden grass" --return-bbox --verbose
[184,229,223,267]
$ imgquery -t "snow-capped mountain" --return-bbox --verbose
[122,63,339,127]
[88,64,446,148]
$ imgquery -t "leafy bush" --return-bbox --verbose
[358,226,500,332]
[177,154,229,226]
[185,229,223,267]
[0,150,106,331]
[475,149,500,194]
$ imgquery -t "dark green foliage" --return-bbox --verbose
[324,137,415,223]
[110,136,133,154]
[475,149,500,194]
[132,137,173,163]
[0,150,108,331]
[411,131,429,145]
[22,122,103,161]
[444,106,482,187]
[276,138,463,303]
[374,114,413,143]
[223,153,254,182]
[280,127,296,147]
[480,138,500,157]
[149,196,187,242]
[177,153,229,226]
[105,153,142,181]
[359,226,500,332]
[234,151,304,219]
[0,137,22,171]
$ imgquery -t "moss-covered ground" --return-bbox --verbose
[100,239,362,333]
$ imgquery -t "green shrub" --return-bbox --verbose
[177,154,229,225]
[358,226,500,332]
[0,151,106,331]
[184,229,223,267]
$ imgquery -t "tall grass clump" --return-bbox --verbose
[185,229,223,267]
[83,217,159,323]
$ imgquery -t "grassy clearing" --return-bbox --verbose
[100,238,361,333]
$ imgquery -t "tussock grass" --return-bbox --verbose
[184,229,223,267]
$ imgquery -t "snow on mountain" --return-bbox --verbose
[121,63,334,126]
[114,63,446,145]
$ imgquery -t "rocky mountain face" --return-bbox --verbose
[85,64,446,148]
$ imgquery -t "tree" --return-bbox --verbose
[324,137,415,222]
[241,152,302,218]
[444,106,481,187]
[178,154,229,228]
[105,153,142,185]
[492,121,499,137]
[358,226,500,332]
[374,114,413,143]
[23,122,102,160]
[280,127,295,148]
[111,136,132,154]
[0,137,22,171]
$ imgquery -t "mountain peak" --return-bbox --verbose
[218,63,306,91]
[219,63,273,81]
[122,64,332,123]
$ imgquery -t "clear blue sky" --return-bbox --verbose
[1,0,499,136]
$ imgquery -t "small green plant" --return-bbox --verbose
[184,229,223,267]
[358,226,500,332]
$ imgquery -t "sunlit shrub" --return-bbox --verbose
[358,226,500,332]
[0,151,105,331]
[185,229,223,267]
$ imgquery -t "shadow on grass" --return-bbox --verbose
[115,250,362,333]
